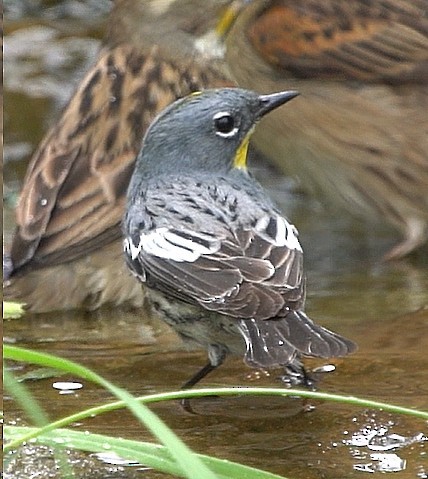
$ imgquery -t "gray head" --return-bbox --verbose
[133,87,299,179]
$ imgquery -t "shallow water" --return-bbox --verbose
[3,3,428,479]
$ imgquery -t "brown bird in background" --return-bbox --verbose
[4,1,233,312]
[225,0,428,260]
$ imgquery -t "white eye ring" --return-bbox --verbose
[213,111,239,138]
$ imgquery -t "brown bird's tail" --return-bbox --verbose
[239,311,356,369]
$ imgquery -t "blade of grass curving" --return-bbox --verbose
[4,345,217,479]
[5,346,427,458]
[5,342,427,452]
[5,426,287,479]
[4,369,75,478]
[5,384,427,453]
[139,388,427,419]
[3,369,50,426]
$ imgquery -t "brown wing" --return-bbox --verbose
[246,0,428,83]
[127,220,305,321]
[10,44,231,273]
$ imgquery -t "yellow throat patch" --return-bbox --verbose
[233,127,254,170]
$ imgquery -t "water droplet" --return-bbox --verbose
[313,363,336,373]
[94,451,143,467]
[40,198,47,206]
[52,381,83,394]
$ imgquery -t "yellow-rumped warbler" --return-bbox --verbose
[123,88,356,389]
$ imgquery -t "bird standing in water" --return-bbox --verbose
[123,88,356,389]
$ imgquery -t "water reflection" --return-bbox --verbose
[344,415,427,475]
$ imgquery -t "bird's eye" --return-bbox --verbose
[213,112,238,138]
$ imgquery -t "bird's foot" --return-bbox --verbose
[279,363,317,389]
[280,362,338,390]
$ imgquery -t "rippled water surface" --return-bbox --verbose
[3,3,428,479]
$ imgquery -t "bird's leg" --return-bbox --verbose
[180,362,218,413]
[181,361,218,390]
[180,345,226,412]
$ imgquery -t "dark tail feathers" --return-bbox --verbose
[239,310,356,368]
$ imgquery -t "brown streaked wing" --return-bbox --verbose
[11,44,230,272]
[247,0,428,83]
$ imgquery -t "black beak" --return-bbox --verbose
[257,90,300,118]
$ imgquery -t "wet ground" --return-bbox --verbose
[3,2,428,478]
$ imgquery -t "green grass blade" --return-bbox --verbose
[3,369,50,426]
[5,344,427,453]
[5,345,427,478]
[5,426,287,479]
[4,345,217,479]
[8,387,426,452]
[137,388,428,419]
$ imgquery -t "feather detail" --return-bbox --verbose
[239,312,357,368]
[10,44,230,275]
[123,179,306,322]
[247,0,428,83]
